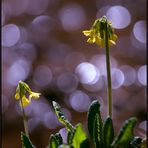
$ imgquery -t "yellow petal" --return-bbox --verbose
[15,93,20,100]
[100,39,105,48]
[29,92,41,100]
[20,96,30,107]
[95,36,101,45]
[87,38,94,43]
[95,36,104,48]
[111,34,118,41]
[82,30,91,36]
[92,37,96,43]
[109,40,116,46]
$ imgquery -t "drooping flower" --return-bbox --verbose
[29,92,41,100]
[82,16,117,48]
[15,80,41,107]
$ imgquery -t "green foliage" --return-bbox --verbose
[87,100,139,148]
[18,99,146,148]
[71,123,89,148]
[52,101,76,146]
[21,132,35,148]
[102,116,114,148]
[130,136,142,148]
[87,100,102,147]
[20,100,142,148]
[67,130,74,145]
[49,133,63,148]
[93,114,102,147]
[111,117,137,148]
[52,101,89,148]
[54,133,63,146]
[49,134,59,148]
[52,101,75,132]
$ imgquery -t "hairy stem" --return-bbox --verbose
[104,21,112,118]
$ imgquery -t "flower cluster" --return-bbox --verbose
[15,80,41,107]
[82,16,117,48]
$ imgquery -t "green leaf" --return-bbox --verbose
[67,131,74,145]
[71,123,89,148]
[130,136,142,148]
[55,133,63,146]
[21,132,35,148]
[111,117,137,148]
[102,116,114,148]
[49,134,59,148]
[52,101,75,132]
[93,114,102,148]
[87,100,103,147]
[80,138,90,148]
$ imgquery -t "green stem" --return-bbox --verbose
[20,97,29,138]
[104,21,112,118]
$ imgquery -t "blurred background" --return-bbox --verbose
[2,0,147,147]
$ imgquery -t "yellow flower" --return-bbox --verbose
[20,96,30,107]
[29,91,41,100]
[15,80,41,107]
[15,93,20,100]
[82,16,117,48]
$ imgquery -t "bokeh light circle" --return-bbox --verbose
[57,73,78,93]
[2,24,21,47]
[75,62,100,85]
[111,68,125,89]
[28,117,42,133]
[7,59,31,86]
[43,111,59,129]
[33,65,53,87]
[120,65,136,86]
[137,65,146,86]
[59,128,68,144]
[133,20,146,43]
[26,0,49,15]
[59,3,86,31]
[18,43,37,62]
[32,101,51,117]
[70,90,91,112]
[106,6,131,29]
[139,121,147,131]
[31,15,53,33]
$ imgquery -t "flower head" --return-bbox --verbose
[15,80,41,107]
[82,16,117,48]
